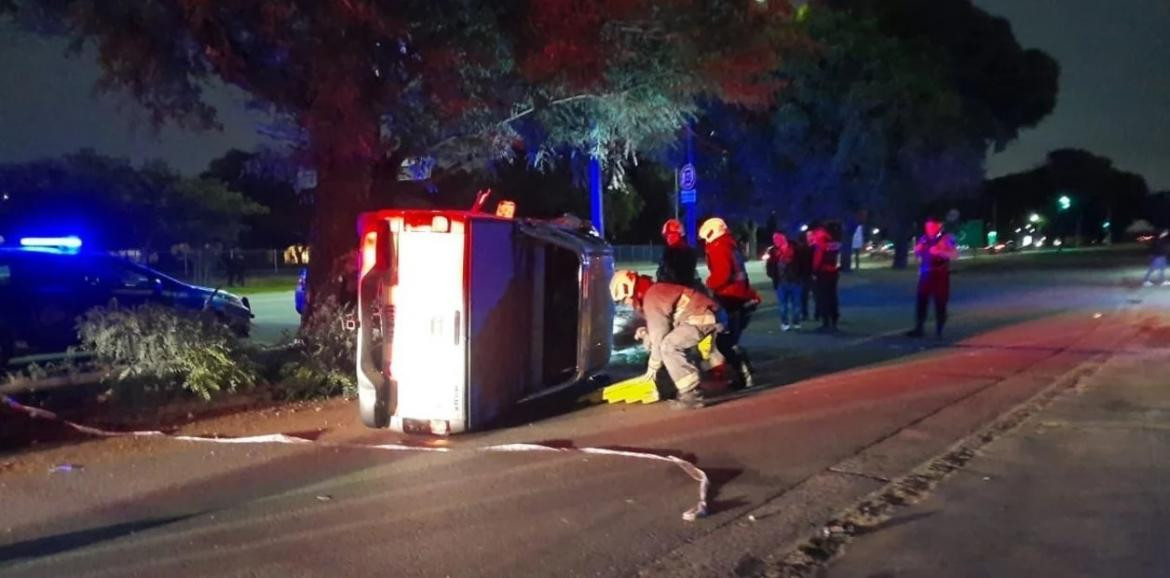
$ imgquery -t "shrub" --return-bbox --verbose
[277,296,357,399]
[77,302,258,401]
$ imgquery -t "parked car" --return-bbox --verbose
[295,267,308,315]
[293,251,359,316]
[0,246,253,366]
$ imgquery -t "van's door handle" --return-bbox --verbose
[453,311,461,345]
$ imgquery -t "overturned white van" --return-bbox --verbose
[355,210,614,435]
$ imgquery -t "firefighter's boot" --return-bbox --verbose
[671,389,706,410]
[734,346,756,389]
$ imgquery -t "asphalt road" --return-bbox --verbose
[2,249,1165,578]
[246,291,300,345]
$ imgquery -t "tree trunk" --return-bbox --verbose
[306,164,371,321]
[840,220,855,273]
[301,74,381,323]
[892,215,912,270]
[746,220,759,260]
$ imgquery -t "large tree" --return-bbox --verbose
[3,0,798,313]
[202,149,311,249]
[985,149,1150,243]
[701,1,1058,267]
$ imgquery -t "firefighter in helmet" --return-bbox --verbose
[699,217,761,388]
[609,270,725,409]
[656,218,699,288]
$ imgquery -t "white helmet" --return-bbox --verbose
[609,270,638,302]
[699,218,729,243]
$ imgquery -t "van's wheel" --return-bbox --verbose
[359,378,391,428]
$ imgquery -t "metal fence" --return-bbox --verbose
[118,248,308,286]
[611,245,664,264]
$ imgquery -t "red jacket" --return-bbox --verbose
[811,229,841,274]
[704,235,760,305]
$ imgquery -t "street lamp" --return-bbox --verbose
[1058,195,1072,211]
[1029,213,1041,224]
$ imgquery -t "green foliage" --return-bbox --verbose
[163,175,269,247]
[77,302,258,401]
[277,297,357,400]
[0,150,267,252]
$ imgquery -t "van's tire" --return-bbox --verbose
[359,378,391,428]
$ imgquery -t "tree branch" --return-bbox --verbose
[422,92,601,156]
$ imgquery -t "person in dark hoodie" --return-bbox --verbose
[765,231,802,331]
[656,218,699,287]
[700,217,761,388]
[810,222,841,331]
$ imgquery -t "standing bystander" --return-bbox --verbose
[765,232,801,331]
[907,217,960,338]
[810,223,841,331]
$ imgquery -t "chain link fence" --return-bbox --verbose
[115,247,309,287]
[611,245,664,265]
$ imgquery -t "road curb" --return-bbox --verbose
[637,304,1142,578]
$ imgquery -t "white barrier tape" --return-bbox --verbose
[2,396,708,521]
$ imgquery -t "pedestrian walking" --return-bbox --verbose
[810,223,841,331]
[656,218,699,287]
[906,216,959,338]
[1142,230,1170,287]
[765,231,801,331]
[700,217,762,388]
[610,270,726,409]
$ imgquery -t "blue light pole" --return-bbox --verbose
[682,126,698,244]
[589,154,604,238]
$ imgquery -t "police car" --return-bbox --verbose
[0,237,253,367]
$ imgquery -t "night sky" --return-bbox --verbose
[974,0,1170,190]
[1,1,1168,189]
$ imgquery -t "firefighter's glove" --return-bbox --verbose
[644,359,663,381]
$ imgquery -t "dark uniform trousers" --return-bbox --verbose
[916,269,950,334]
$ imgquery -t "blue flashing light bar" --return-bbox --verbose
[19,236,84,249]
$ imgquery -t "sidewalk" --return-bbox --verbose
[825,345,1170,577]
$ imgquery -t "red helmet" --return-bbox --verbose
[661,218,685,238]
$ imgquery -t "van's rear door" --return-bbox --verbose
[390,227,467,428]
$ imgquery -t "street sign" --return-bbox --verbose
[680,190,696,204]
[398,156,436,181]
[295,168,318,191]
[679,164,697,192]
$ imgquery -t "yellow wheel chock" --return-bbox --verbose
[602,335,715,405]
